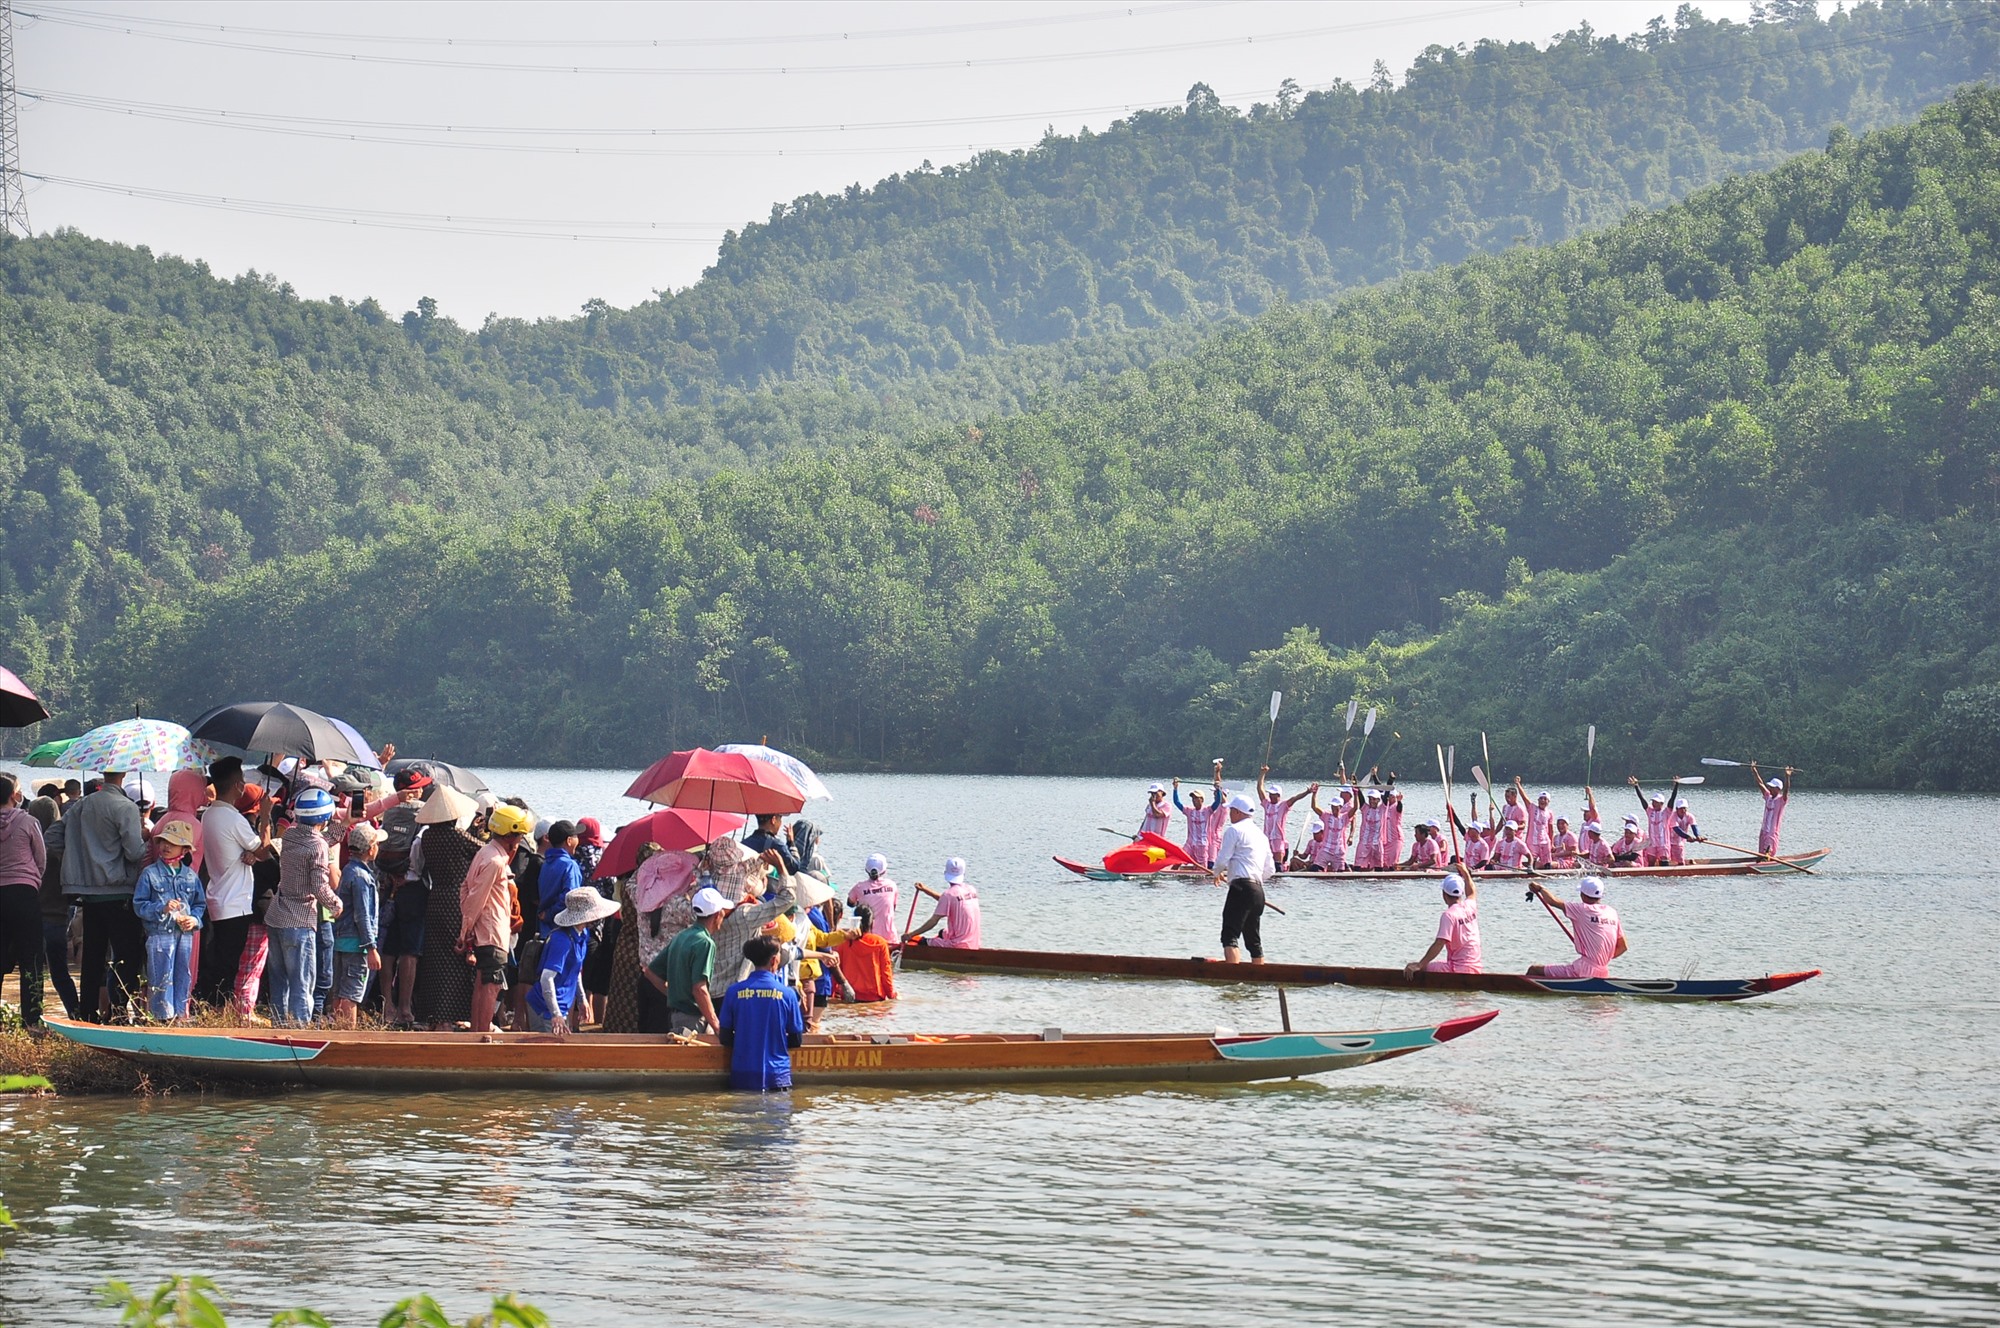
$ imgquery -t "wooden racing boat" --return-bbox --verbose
[1053,847,1832,883]
[901,945,1821,1002]
[42,1011,1497,1091]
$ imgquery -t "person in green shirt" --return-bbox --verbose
[644,885,734,1034]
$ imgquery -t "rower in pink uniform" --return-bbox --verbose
[1406,863,1482,975]
[1353,786,1388,870]
[1670,799,1699,865]
[1515,779,1554,868]
[1628,776,1685,867]
[1527,876,1628,978]
[1498,785,1527,838]
[1749,763,1793,857]
[1381,781,1406,867]
[1255,768,1311,867]
[1580,820,1614,867]
[1138,784,1171,839]
[1172,761,1227,869]
[1404,820,1446,870]
[1307,786,1352,872]
[904,857,981,949]
[1551,816,1580,868]
[847,854,900,943]
[1491,822,1529,871]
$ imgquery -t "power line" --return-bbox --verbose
[0,0,29,235]
[14,2,1527,78]
[21,0,1231,50]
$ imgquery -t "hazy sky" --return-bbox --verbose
[11,0,1758,325]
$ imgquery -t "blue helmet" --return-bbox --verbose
[293,787,336,825]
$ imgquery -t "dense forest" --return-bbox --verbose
[54,88,2000,789]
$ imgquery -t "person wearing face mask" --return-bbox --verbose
[132,820,206,1022]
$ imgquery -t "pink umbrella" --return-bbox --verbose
[592,806,748,880]
[624,747,806,816]
[0,667,49,728]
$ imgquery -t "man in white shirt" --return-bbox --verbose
[196,758,271,1009]
[1214,793,1276,964]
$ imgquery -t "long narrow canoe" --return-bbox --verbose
[901,945,1821,1002]
[1054,847,1833,884]
[43,1011,1497,1091]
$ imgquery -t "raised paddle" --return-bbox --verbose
[1696,836,1816,874]
[1701,757,1808,772]
[1585,724,1597,789]
[1350,706,1380,771]
[1263,690,1283,772]
[1336,697,1360,774]
[1437,745,1463,863]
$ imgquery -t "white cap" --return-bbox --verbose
[1466,820,1484,833]
[943,856,967,884]
[1623,815,1640,827]
[1425,819,1440,829]
[533,818,553,841]
[1650,792,1666,803]
[1439,873,1464,897]
[1766,777,1784,789]
[690,886,735,917]
[1363,788,1380,802]
[475,790,498,812]
[1674,798,1689,809]
[123,775,157,805]
[864,852,889,875]
[1266,784,1284,799]
[1147,782,1165,794]
[1583,821,1602,834]
[1579,876,1605,900]
[1536,791,1551,801]
[1227,793,1255,815]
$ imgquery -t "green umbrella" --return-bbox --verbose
[25,737,75,767]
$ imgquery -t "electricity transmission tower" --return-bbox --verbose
[0,0,28,237]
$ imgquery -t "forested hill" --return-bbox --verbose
[83,89,2000,789]
[477,0,2000,410]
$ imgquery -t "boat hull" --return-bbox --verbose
[901,946,1820,1002]
[42,1012,1497,1092]
[1053,848,1832,884]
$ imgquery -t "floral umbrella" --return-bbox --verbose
[714,743,832,801]
[60,718,211,773]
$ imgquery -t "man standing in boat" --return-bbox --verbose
[1526,876,1628,978]
[1214,793,1275,964]
[1750,763,1792,858]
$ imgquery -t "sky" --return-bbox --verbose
[9,0,1760,325]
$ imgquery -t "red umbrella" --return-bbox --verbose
[0,667,50,728]
[624,747,806,816]
[592,806,748,880]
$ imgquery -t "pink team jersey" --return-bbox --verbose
[1464,835,1492,869]
[1672,809,1695,865]
[1384,801,1405,866]
[1313,809,1349,870]
[1525,805,1553,857]
[1759,788,1787,855]
[1409,836,1443,869]
[1542,897,1623,977]
[1644,805,1674,861]
[1262,800,1290,862]
[1140,800,1170,838]
[1428,899,1483,973]
[1492,837,1528,870]
[1183,803,1218,864]
[1501,801,1527,832]
[1552,830,1580,867]
[847,878,901,942]
[1355,803,1386,870]
[927,882,982,948]
[1584,835,1613,866]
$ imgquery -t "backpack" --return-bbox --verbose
[378,803,421,876]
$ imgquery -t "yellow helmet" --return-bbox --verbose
[487,804,535,839]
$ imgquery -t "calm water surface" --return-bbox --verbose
[1,773,1996,1325]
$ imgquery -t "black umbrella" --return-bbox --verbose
[0,666,50,729]
[384,757,491,796]
[186,701,372,766]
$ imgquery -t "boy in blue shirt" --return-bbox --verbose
[529,884,618,1036]
[717,935,805,1091]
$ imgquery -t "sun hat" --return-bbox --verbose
[1579,876,1605,900]
[1440,873,1465,897]
[555,885,621,928]
[152,820,197,848]
[1227,793,1255,815]
[690,886,735,918]
[864,852,889,876]
[794,874,836,908]
[415,784,476,827]
[293,787,336,825]
[344,822,386,852]
[943,856,967,885]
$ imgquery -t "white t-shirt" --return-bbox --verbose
[200,802,260,921]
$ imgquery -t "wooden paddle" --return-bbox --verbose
[1697,836,1816,874]
[1262,690,1282,771]
[1336,698,1360,775]
[1584,724,1596,790]
[1701,757,1808,773]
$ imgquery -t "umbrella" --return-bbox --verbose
[60,718,210,773]
[327,717,382,769]
[0,667,49,728]
[714,743,832,801]
[187,701,372,766]
[384,757,491,796]
[623,747,806,816]
[591,806,748,880]
[25,737,76,767]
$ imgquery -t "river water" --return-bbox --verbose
[0,772,1995,1326]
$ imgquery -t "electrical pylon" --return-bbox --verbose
[0,0,29,237]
